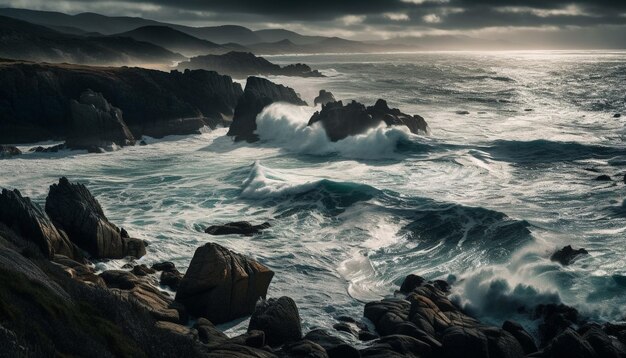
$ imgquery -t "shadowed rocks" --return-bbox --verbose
[205,221,271,236]
[550,245,588,265]
[308,99,428,142]
[175,242,274,324]
[314,90,336,106]
[0,145,21,157]
[0,188,80,260]
[66,89,135,151]
[248,296,302,347]
[45,177,146,259]
[227,76,307,142]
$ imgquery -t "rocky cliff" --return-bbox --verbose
[0,60,243,144]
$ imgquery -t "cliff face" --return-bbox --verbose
[0,60,243,143]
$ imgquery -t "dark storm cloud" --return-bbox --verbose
[2,0,625,30]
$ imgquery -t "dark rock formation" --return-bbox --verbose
[0,60,243,143]
[178,51,323,78]
[248,296,302,346]
[45,177,146,259]
[66,89,135,151]
[614,113,622,118]
[100,269,186,323]
[0,188,80,259]
[550,245,589,265]
[52,254,105,287]
[314,90,336,106]
[205,221,271,236]
[0,145,21,157]
[175,242,274,324]
[227,76,307,142]
[308,99,428,142]
[29,144,65,153]
[595,174,612,181]
[502,320,537,354]
[456,110,470,115]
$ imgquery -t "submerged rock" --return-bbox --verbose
[227,76,307,142]
[456,110,470,115]
[45,177,146,259]
[0,145,21,157]
[29,144,65,153]
[594,174,612,181]
[550,245,588,265]
[314,90,336,106]
[205,221,271,236]
[308,99,428,142]
[614,113,621,118]
[175,242,274,324]
[248,296,302,346]
[66,89,135,151]
[0,188,80,260]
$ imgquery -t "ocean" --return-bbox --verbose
[1,50,625,338]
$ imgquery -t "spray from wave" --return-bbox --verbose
[254,103,415,159]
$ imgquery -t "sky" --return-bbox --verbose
[2,0,626,47]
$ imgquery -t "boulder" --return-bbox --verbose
[175,242,274,324]
[441,326,489,358]
[205,221,271,236]
[502,320,537,354]
[550,245,588,266]
[614,113,622,118]
[29,144,65,153]
[0,188,79,260]
[0,145,21,157]
[248,296,302,346]
[66,89,135,151]
[580,324,621,358]
[314,90,336,106]
[308,99,427,142]
[160,270,183,290]
[45,177,146,259]
[132,264,155,276]
[194,318,227,346]
[595,175,612,181]
[227,76,307,142]
[481,327,525,358]
[52,254,105,287]
[544,328,597,358]
[279,340,328,358]
[152,261,177,272]
[534,303,580,344]
[399,274,426,293]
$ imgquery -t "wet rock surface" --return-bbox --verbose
[205,221,271,236]
[550,245,589,265]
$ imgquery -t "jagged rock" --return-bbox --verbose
[0,145,21,157]
[100,269,186,323]
[550,245,588,265]
[314,90,336,106]
[205,221,271,236]
[160,270,183,290]
[535,303,580,344]
[0,61,243,143]
[0,188,80,260]
[543,328,597,358]
[502,320,537,354]
[400,274,426,293]
[52,254,105,287]
[308,99,427,142]
[45,177,146,259]
[29,144,65,153]
[249,296,302,346]
[194,318,227,346]
[66,89,135,151]
[132,264,155,276]
[481,327,525,358]
[175,242,274,324]
[227,76,307,142]
[580,324,621,358]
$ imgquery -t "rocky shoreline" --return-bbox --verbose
[0,177,624,357]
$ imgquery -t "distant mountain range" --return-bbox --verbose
[0,15,184,66]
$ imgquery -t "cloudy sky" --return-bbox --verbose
[2,0,626,47]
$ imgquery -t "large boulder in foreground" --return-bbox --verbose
[0,188,79,260]
[308,99,428,142]
[227,76,307,142]
[248,296,302,346]
[175,242,274,324]
[66,89,135,151]
[45,177,146,259]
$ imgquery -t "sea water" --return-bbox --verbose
[1,51,625,337]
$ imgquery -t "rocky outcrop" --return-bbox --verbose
[248,296,302,346]
[66,89,135,151]
[308,99,428,142]
[0,60,243,143]
[100,269,186,323]
[152,261,183,290]
[314,90,336,106]
[45,177,146,259]
[177,51,323,79]
[550,245,588,265]
[227,76,307,142]
[175,242,274,324]
[205,221,271,236]
[0,145,21,157]
[0,188,80,259]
